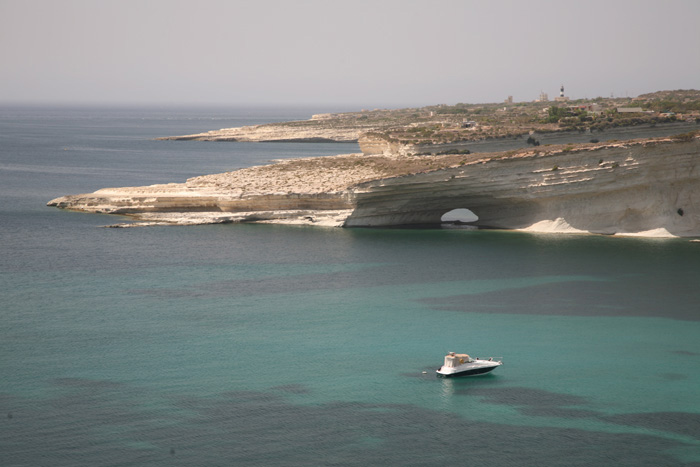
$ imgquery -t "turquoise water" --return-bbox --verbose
[1,107,699,465]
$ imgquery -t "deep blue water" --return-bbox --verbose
[1,106,699,466]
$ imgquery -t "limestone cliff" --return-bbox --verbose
[48,134,700,237]
[347,135,700,237]
[47,154,400,226]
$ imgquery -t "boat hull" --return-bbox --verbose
[436,361,501,378]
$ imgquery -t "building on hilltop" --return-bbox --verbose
[568,103,604,116]
[617,107,645,113]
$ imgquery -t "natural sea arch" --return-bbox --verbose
[440,208,479,224]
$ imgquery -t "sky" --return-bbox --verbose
[1,0,699,109]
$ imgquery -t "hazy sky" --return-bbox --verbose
[1,0,699,108]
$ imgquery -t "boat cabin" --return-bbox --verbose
[444,352,474,367]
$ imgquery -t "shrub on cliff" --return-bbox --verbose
[671,131,698,142]
[545,106,569,123]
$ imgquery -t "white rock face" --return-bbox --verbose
[48,136,700,237]
[345,137,700,237]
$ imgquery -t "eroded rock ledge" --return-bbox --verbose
[48,135,700,237]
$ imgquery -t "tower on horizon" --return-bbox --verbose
[555,84,569,102]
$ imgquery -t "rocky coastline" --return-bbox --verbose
[49,133,700,237]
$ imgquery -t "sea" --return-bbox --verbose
[1,105,699,466]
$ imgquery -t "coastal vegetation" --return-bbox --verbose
[326,91,699,146]
[636,89,700,113]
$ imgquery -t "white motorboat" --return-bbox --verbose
[436,352,502,378]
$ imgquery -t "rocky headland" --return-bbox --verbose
[49,132,700,237]
[50,90,700,236]
[156,110,404,142]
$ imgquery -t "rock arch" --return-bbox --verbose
[440,208,478,224]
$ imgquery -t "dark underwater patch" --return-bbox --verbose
[455,385,700,442]
[603,412,700,440]
[463,386,597,419]
[271,384,312,394]
[658,372,688,381]
[419,280,700,321]
[670,350,700,356]
[1,383,694,466]
[128,266,407,300]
